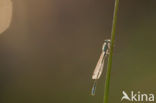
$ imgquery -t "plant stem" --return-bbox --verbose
[103,0,119,103]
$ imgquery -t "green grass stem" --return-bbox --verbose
[103,0,120,103]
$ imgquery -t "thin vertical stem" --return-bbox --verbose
[103,0,119,103]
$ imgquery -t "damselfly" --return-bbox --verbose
[91,39,111,96]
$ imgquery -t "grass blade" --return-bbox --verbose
[103,0,120,103]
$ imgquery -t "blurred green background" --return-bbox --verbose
[0,0,156,103]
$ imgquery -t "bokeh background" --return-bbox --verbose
[1,0,156,103]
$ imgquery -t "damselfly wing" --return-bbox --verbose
[92,52,105,79]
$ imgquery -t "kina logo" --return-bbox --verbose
[121,91,155,102]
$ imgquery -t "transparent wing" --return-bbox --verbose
[0,0,13,34]
[92,52,105,79]
[97,58,105,79]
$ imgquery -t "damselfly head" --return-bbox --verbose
[102,39,111,52]
[104,39,111,43]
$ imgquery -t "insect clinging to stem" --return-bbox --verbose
[91,39,111,96]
